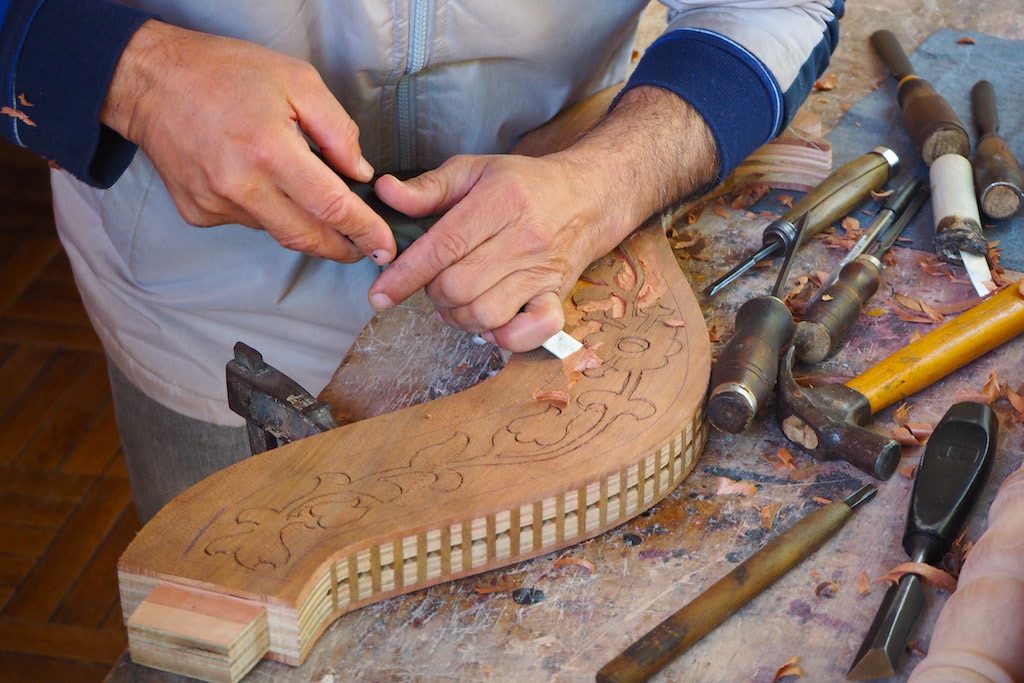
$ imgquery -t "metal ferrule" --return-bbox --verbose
[709,381,758,415]
[871,147,901,173]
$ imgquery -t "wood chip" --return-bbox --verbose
[774,656,804,681]
[957,36,977,44]
[1,106,36,126]
[893,403,911,427]
[712,204,731,219]
[821,294,833,301]
[776,447,797,470]
[906,423,933,442]
[553,557,596,574]
[857,571,872,595]
[814,72,839,91]
[716,477,758,496]
[891,425,921,446]
[815,580,839,598]
[879,562,958,593]
[841,216,860,233]
[778,194,794,208]
[760,503,781,530]
[662,319,687,328]
[532,389,569,408]
[899,463,917,479]
[708,325,722,342]
[812,496,832,505]
[17,93,32,107]
[871,189,894,200]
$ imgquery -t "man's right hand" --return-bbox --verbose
[100,20,395,264]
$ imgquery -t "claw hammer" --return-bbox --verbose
[776,280,1024,479]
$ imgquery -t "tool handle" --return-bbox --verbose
[708,296,794,433]
[596,501,854,683]
[783,148,897,245]
[847,281,1024,413]
[871,30,915,80]
[971,80,999,137]
[930,153,988,262]
[904,402,998,564]
[794,255,882,364]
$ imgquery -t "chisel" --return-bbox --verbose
[795,177,930,363]
[930,153,994,297]
[870,30,970,165]
[971,79,1024,221]
[847,401,997,680]
[707,213,811,434]
[598,485,878,683]
[702,148,899,299]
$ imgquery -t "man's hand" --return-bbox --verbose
[369,86,720,350]
[101,20,395,264]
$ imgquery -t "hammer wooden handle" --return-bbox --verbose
[847,282,1024,413]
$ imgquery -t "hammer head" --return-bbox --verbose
[775,347,901,479]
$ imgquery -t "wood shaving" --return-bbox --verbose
[893,402,911,427]
[1,106,36,126]
[841,216,861,233]
[552,557,596,574]
[814,72,839,91]
[712,204,731,219]
[708,325,722,342]
[899,463,917,479]
[687,204,707,224]
[760,503,781,530]
[879,562,958,593]
[857,571,872,595]
[815,581,839,598]
[662,319,687,328]
[778,194,794,208]
[907,423,933,442]
[715,476,758,496]
[812,496,832,505]
[871,189,894,200]
[957,36,977,44]
[821,294,833,301]
[17,93,32,107]
[776,447,797,470]
[774,656,804,681]
[566,346,602,374]
[907,641,928,657]
[532,389,569,408]
[891,425,922,446]
[729,183,769,210]
[982,371,1004,403]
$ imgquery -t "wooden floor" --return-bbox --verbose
[0,141,134,682]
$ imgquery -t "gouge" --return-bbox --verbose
[777,279,1024,479]
[707,214,811,434]
[597,485,877,683]
[847,402,996,680]
[795,177,930,363]
[871,30,970,166]
[702,148,899,298]
[971,80,1024,220]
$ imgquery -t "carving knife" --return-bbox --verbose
[598,484,878,683]
[702,148,899,299]
[349,175,583,359]
[846,401,997,679]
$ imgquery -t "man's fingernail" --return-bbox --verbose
[369,293,394,310]
[481,331,497,344]
[370,249,391,264]
[358,158,374,180]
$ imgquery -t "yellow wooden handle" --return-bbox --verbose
[847,282,1024,413]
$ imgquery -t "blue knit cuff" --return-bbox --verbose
[620,28,784,181]
[3,0,156,187]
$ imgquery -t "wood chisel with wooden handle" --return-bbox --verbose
[971,79,1024,220]
[702,148,899,298]
[930,153,994,297]
[795,177,930,363]
[870,30,970,165]
[847,402,997,680]
[597,485,878,683]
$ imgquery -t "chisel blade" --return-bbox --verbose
[960,249,994,297]
[541,330,584,359]
[846,572,926,680]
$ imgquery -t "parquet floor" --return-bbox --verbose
[0,141,133,682]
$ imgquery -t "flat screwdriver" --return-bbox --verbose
[846,401,998,680]
[795,177,930,364]
[707,213,811,434]
[702,147,899,299]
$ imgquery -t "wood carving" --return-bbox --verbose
[117,222,711,682]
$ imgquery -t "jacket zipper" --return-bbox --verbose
[397,0,431,170]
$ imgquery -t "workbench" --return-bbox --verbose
[107,3,1024,681]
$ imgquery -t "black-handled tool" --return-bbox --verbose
[795,178,930,363]
[871,30,970,166]
[702,148,899,298]
[846,401,998,680]
[971,80,1024,220]
[707,213,811,433]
